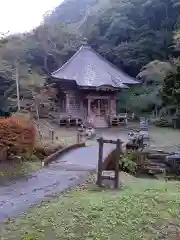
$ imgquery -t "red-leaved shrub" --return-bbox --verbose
[0,116,36,156]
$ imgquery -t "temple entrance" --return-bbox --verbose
[100,99,109,116]
[91,98,109,116]
[83,96,112,128]
[83,96,111,128]
[90,98,109,127]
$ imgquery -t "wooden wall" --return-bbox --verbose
[66,90,84,118]
[57,86,119,118]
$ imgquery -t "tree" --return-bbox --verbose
[1,0,180,117]
[119,60,173,116]
[137,60,173,85]
[174,31,180,51]
[162,66,180,110]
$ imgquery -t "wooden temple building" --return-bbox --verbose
[48,42,138,128]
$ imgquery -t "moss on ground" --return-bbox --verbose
[0,143,64,182]
[0,175,180,240]
[0,161,42,181]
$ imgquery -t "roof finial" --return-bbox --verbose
[82,37,88,46]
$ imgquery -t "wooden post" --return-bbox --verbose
[66,93,69,113]
[77,131,80,143]
[87,98,90,116]
[66,116,70,128]
[139,135,144,150]
[75,118,78,126]
[97,137,104,186]
[114,139,121,189]
[111,97,115,115]
[51,130,54,143]
[98,99,101,116]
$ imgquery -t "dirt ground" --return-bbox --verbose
[38,120,180,152]
[1,121,179,184]
[36,120,78,146]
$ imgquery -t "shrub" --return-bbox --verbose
[0,116,36,157]
[154,118,173,128]
[172,113,180,128]
[120,152,137,174]
[33,144,63,160]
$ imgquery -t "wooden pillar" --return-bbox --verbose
[110,97,112,114]
[108,97,111,115]
[87,98,91,116]
[65,93,69,114]
[111,96,116,115]
[108,97,111,127]
[80,100,83,112]
[98,99,101,116]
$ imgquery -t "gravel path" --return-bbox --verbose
[0,145,114,222]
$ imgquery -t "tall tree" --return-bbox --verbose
[162,66,180,111]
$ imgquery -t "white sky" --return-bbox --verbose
[0,0,63,34]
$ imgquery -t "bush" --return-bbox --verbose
[172,113,180,128]
[120,152,137,174]
[154,118,173,128]
[33,145,63,160]
[0,116,36,157]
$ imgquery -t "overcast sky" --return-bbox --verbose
[0,0,62,34]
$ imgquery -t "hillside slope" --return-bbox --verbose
[44,0,99,25]
[0,0,180,114]
[44,0,110,34]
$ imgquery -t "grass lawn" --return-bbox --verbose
[0,161,42,182]
[1,174,180,240]
[148,125,180,152]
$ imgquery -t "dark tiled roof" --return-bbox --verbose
[51,45,139,88]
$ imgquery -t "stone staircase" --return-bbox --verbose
[93,116,108,128]
[143,159,167,175]
[141,152,171,178]
[137,150,180,179]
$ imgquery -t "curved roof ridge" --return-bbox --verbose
[88,46,139,84]
[51,44,139,87]
[51,45,85,76]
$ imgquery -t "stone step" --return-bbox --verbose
[145,158,168,165]
[164,175,180,180]
[147,153,168,160]
[93,117,108,128]
[144,162,167,168]
[145,166,166,174]
[145,161,166,165]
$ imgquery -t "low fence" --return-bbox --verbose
[42,142,86,166]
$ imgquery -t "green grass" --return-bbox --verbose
[0,161,42,181]
[1,175,180,240]
[149,125,180,151]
